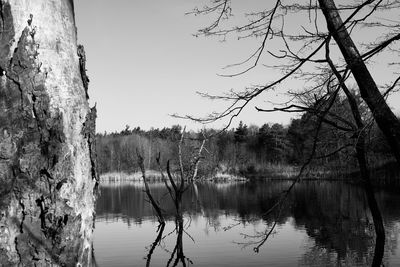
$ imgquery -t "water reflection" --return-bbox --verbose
[145,223,165,266]
[94,180,400,266]
[145,209,193,266]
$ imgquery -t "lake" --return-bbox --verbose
[93,180,400,266]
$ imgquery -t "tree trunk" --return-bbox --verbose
[327,47,386,267]
[354,133,385,267]
[0,0,97,265]
[318,0,400,164]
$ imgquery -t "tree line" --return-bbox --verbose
[96,109,393,178]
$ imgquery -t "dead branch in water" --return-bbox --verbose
[137,150,165,224]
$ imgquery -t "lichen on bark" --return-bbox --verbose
[0,0,97,265]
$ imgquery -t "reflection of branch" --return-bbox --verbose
[166,218,193,267]
[222,220,242,231]
[192,183,204,215]
[145,223,166,267]
[234,219,279,252]
[235,219,279,253]
[91,245,99,267]
[253,219,278,253]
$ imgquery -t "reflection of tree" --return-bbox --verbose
[91,246,99,267]
[292,182,386,266]
[145,223,166,267]
[292,183,373,254]
[165,217,193,267]
[229,105,386,265]
[300,244,374,267]
[96,179,400,265]
[144,211,194,266]
[228,181,390,266]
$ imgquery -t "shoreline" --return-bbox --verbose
[99,161,399,185]
[99,171,249,183]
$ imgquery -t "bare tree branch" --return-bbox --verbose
[137,150,165,224]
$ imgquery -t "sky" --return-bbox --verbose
[74,1,400,133]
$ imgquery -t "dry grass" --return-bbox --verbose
[99,170,164,182]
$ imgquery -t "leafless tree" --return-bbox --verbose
[184,1,396,265]
[184,0,400,164]
[158,128,206,216]
[140,128,204,266]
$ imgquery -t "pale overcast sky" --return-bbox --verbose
[74,1,400,133]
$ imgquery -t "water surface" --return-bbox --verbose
[93,180,400,266]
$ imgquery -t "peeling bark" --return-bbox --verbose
[0,0,96,265]
[83,104,99,188]
[78,44,89,100]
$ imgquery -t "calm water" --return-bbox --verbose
[93,180,400,266]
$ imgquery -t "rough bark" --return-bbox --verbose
[318,0,400,164]
[0,0,97,266]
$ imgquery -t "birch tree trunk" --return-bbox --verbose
[0,0,97,265]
